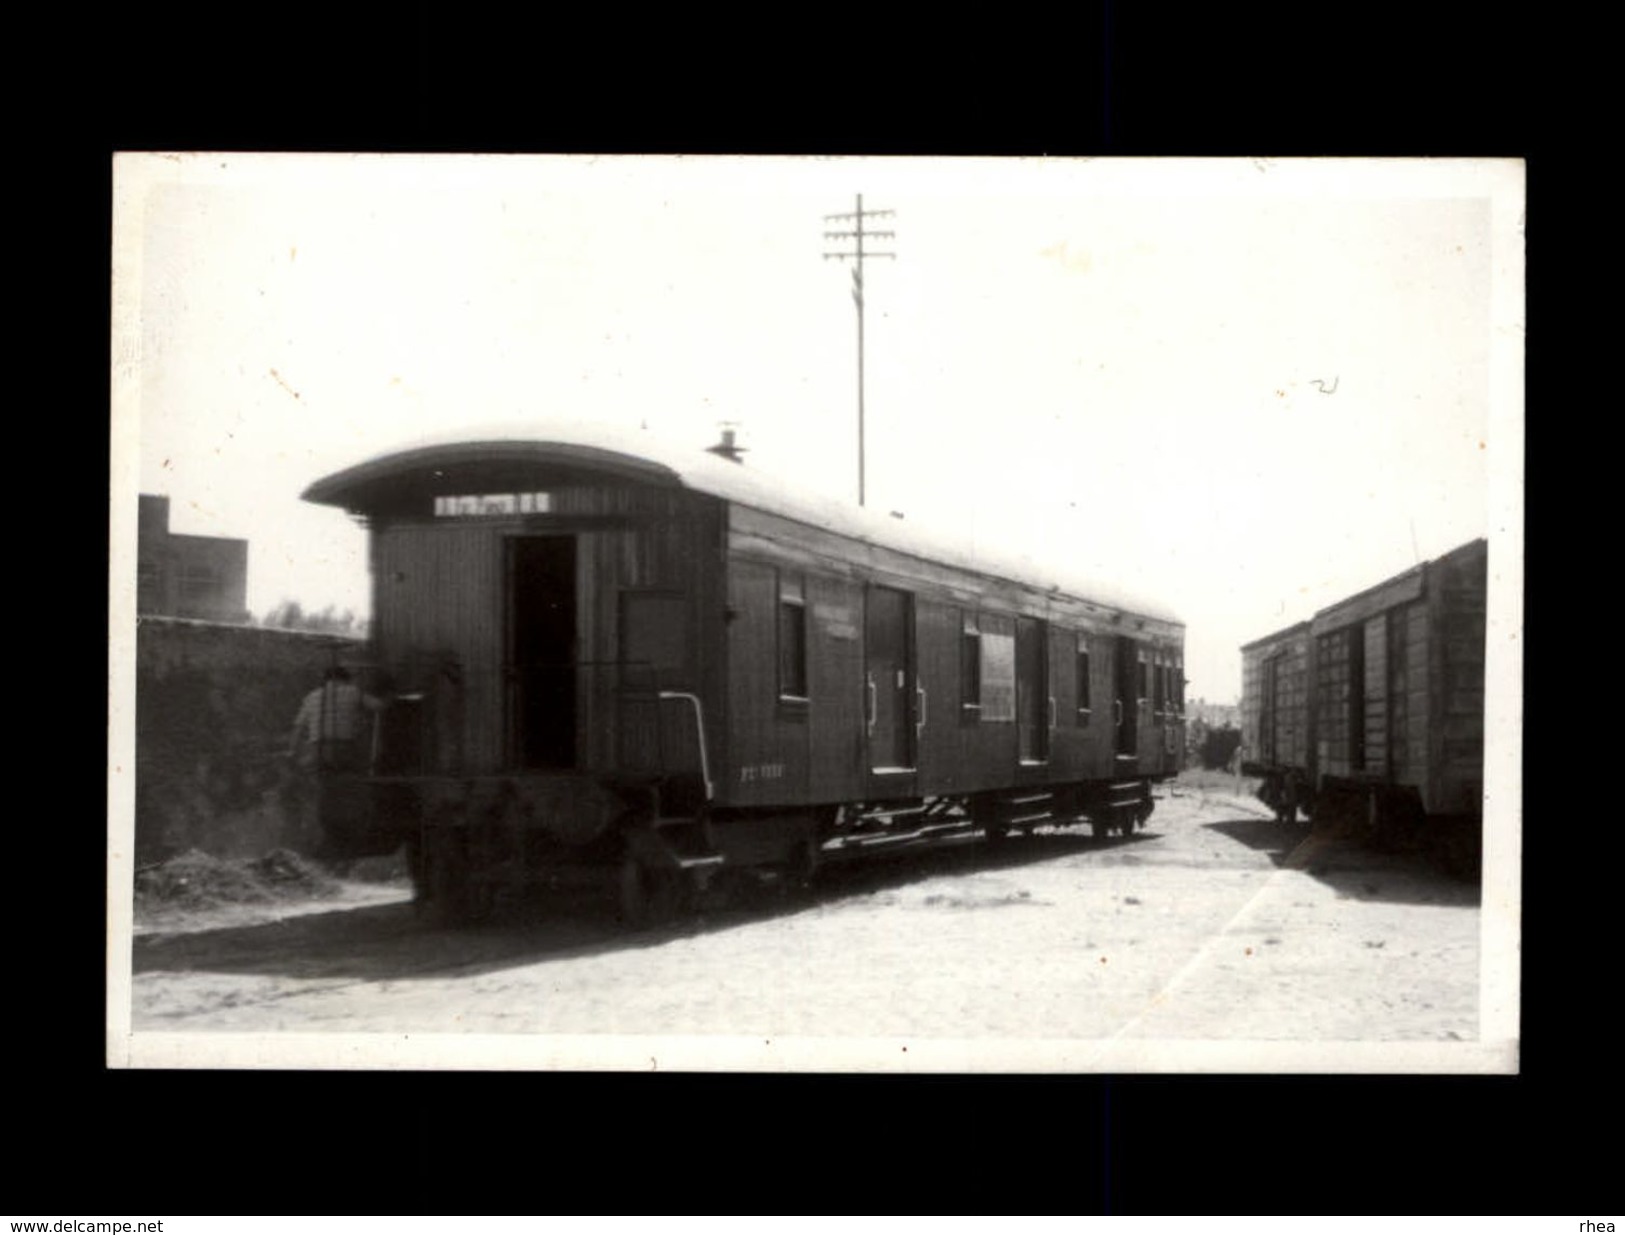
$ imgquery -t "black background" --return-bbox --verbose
[66,3,1564,1218]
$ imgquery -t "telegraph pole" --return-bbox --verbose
[824,194,895,507]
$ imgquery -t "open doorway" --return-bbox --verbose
[510,536,577,769]
[1115,635,1140,764]
[865,585,915,773]
[1016,615,1049,763]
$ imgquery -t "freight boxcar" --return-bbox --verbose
[302,425,1187,924]
[1239,620,1312,821]
[1240,539,1487,864]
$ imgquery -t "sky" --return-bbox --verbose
[112,155,1524,706]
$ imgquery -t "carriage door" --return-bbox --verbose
[620,590,694,787]
[1016,616,1050,764]
[1114,635,1140,766]
[510,535,578,769]
[865,586,916,778]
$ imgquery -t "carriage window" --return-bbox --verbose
[961,611,982,718]
[980,627,1017,723]
[1076,635,1092,726]
[778,571,808,700]
[1137,651,1150,703]
[1153,656,1166,717]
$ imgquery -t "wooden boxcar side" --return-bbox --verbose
[1310,559,1428,785]
[1425,538,1488,820]
[1240,624,1312,769]
[1238,621,1313,819]
[1240,539,1487,847]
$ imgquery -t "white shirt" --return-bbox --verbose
[292,680,377,747]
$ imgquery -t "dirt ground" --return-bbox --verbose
[118,770,1502,1068]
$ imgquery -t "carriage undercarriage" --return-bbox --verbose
[326,770,1161,928]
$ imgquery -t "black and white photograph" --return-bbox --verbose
[107,154,1523,1072]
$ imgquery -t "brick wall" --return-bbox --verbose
[133,618,364,860]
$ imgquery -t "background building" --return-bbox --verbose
[1186,697,1243,770]
[1186,698,1239,730]
[138,494,250,624]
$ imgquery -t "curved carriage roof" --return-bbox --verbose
[304,422,1182,626]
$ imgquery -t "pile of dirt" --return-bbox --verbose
[340,850,409,883]
[135,848,341,914]
[250,849,342,896]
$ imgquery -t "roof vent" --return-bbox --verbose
[706,423,747,464]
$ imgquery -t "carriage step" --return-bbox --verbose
[1005,792,1054,807]
[826,816,983,855]
[860,804,928,822]
[838,827,931,850]
[1007,811,1054,827]
[654,816,704,829]
[675,854,725,871]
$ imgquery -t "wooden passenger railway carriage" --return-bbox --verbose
[1239,539,1487,868]
[303,426,1187,924]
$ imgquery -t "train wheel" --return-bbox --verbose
[617,854,653,928]
[405,835,430,906]
[972,796,1007,845]
[784,834,821,890]
[1091,817,1113,841]
[461,870,496,924]
[1278,783,1299,826]
[422,831,472,926]
[618,854,681,930]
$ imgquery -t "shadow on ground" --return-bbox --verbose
[1203,816,1313,867]
[1202,818,1480,908]
[132,826,1154,986]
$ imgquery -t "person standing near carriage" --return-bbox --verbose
[288,665,381,774]
[285,665,383,854]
